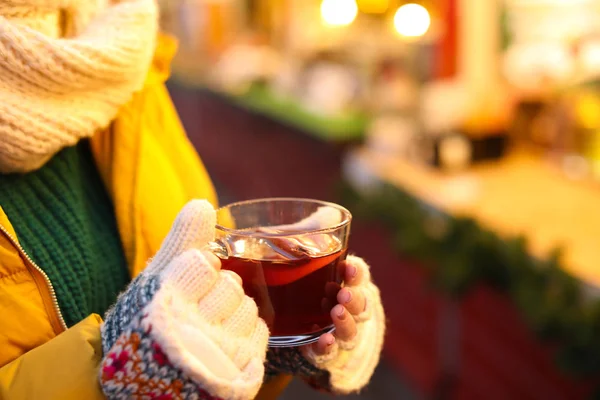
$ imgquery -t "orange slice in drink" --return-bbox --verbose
[262,251,342,287]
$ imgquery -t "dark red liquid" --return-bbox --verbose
[221,250,345,336]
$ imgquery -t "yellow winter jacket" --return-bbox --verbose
[0,33,291,399]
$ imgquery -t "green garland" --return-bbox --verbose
[225,84,368,142]
[168,78,368,141]
[339,182,600,378]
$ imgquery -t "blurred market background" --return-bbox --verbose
[159,0,600,398]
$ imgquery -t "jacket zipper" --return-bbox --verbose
[0,224,67,331]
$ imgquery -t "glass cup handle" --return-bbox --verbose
[203,239,230,260]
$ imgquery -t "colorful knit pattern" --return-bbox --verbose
[101,312,221,400]
[102,274,161,354]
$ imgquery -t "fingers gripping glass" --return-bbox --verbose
[206,198,352,347]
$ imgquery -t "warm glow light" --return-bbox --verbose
[321,0,358,27]
[394,3,430,37]
[577,94,600,130]
[357,0,389,14]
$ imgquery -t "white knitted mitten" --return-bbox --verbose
[264,207,386,394]
[302,255,385,393]
[100,200,269,400]
[266,255,385,394]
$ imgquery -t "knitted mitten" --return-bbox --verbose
[99,200,269,400]
[266,255,385,394]
[263,206,386,394]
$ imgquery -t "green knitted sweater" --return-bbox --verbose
[0,140,130,328]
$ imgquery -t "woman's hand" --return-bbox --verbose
[100,200,269,400]
[265,255,385,395]
[311,257,368,356]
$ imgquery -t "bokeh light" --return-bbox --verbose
[321,0,359,27]
[394,3,431,38]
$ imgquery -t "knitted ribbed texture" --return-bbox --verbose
[0,140,130,328]
[0,0,158,173]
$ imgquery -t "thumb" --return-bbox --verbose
[150,200,217,274]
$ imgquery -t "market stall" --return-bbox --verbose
[342,146,600,398]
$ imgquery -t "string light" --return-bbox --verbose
[321,0,358,27]
[394,3,431,38]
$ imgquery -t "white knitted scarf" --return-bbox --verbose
[0,0,158,173]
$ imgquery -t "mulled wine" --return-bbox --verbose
[211,198,351,346]
[222,246,345,336]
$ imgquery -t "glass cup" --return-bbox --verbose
[207,198,352,347]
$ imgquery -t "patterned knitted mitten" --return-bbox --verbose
[100,200,269,400]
